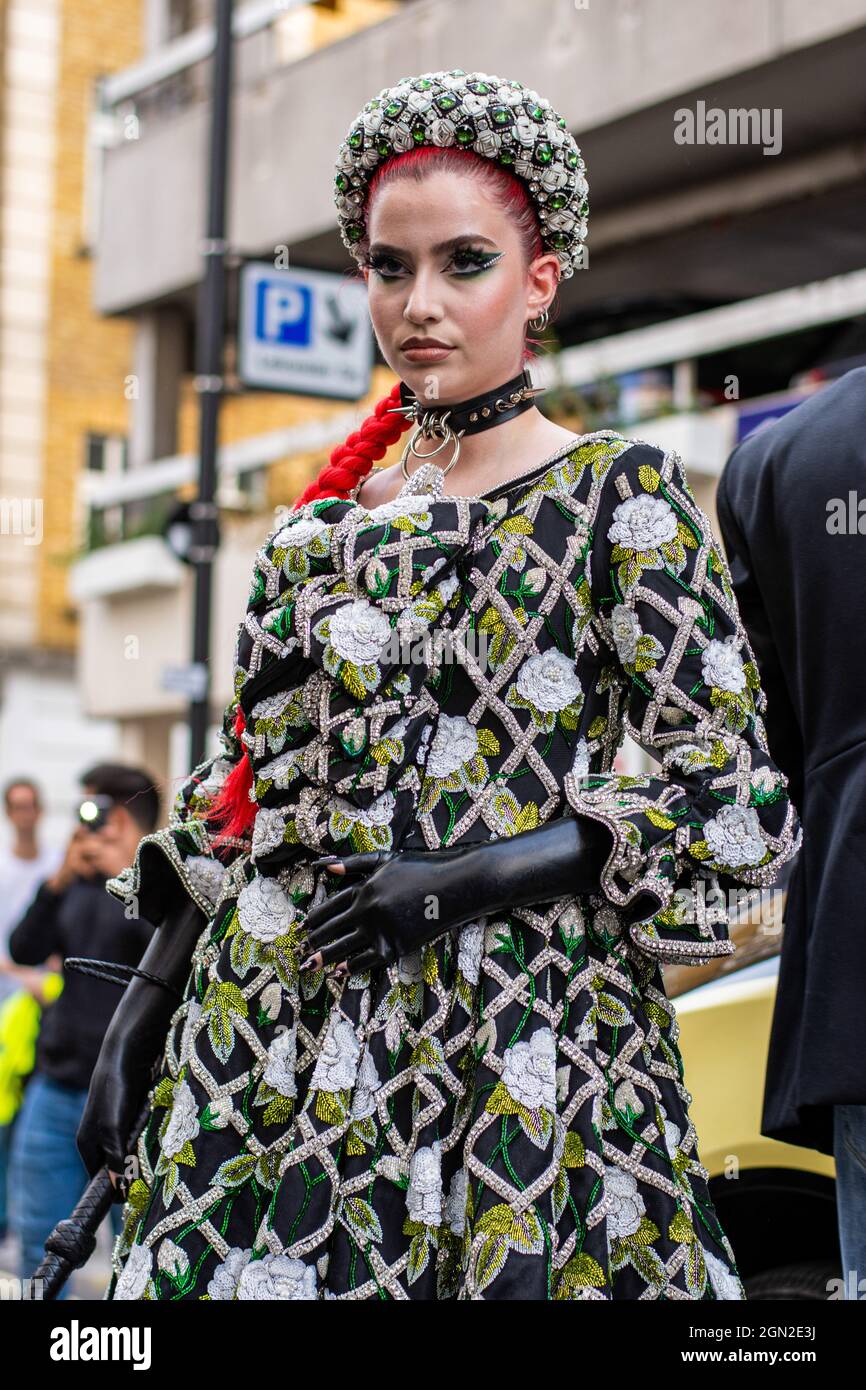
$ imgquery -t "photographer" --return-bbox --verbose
[6,763,158,1295]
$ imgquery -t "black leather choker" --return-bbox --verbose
[392,367,545,439]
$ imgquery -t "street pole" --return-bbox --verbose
[189,0,234,767]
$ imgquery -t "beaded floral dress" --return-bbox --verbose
[103,429,801,1301]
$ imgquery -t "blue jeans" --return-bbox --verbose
[833,1103,866,1301]
[0,1115,14,1234]
[8,1072,121,1300]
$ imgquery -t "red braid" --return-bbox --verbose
[293,381,413,508]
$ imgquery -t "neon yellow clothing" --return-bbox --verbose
[0,975,64,1124]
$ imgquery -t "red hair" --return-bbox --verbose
[207,149,553,843]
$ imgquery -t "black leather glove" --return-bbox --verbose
[76,898,206,1191]
[300,813,626,976]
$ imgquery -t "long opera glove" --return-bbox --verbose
[300,813,653,975]
[76,899,206,1185]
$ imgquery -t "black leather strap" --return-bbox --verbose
[64,956,184,1001]
[395,367,544,437]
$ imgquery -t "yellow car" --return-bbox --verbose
[665,890,840,1300]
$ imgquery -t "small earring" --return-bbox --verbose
[528,307,550,332]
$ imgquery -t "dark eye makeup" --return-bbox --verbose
[361,245,504,279]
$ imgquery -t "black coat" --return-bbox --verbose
[715,366,866,1155]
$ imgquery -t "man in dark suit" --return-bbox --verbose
[715,365,866,1300]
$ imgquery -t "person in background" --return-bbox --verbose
[0,779,62,1243]
[715,366,866,1300]
[6,763,159,1295]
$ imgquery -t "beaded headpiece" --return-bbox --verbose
[334,69,589,279]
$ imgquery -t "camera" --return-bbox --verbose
[77,794,115,833]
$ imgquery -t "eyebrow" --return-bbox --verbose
[367,234,500,256]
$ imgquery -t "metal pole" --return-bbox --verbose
[189,0,234,767]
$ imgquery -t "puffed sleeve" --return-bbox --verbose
[104,661,253,925]
[563,439,802,965]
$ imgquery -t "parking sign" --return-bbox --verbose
[239,262,371,400]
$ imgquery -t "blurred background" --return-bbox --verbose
[0,0,863,1298]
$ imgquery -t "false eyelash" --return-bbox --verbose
[360,246,503,276]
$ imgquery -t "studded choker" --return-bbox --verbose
[388,367,546,492]
[392,367,544,438]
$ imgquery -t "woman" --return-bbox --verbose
[81,70,801,1300]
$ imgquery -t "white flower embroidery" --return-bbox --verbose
[426,714,479,779]
[604,1164,646,1239]
[157,1238,189,1279]
[444,1167,469,1235]
[326,598,391,665]
[251,807,287,860]
[397,949,423,984]
[704,1247,745,1300]
[406,1141,443,1227]
[207,1246,252,1299]
[614,1079,644,1120]
[350,1046,382,1120]
[273,517,329,551]
[183,855,227,907]
[114,1242,153,1300]
[364,494,433,527]
[263,1025,298,1099]
[457,919,485,986]
[256,748,304,791]
[501,1028,558,1112]
[608,493,678,556]
[704,803,766,868]
[310,1014,360,1093]
[251,689,301,722]
[701,636,747,693]
[207,1096,233,1129]
[515,649,582,713]
[236,1253,318,1300]
[662,1113,681,1159]
[750,765,778,792]
[329,790,395,832]
[237,873,297,943]
[610,604,641,665]
[162,1079,200,1159]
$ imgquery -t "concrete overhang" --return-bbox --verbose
[93,0,866,316]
